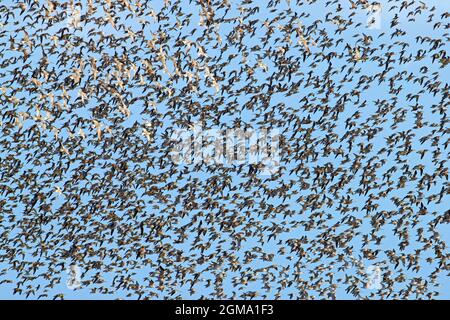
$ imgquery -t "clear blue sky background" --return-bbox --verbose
[0,0,449,299]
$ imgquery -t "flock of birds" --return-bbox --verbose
[0,0,449,299]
